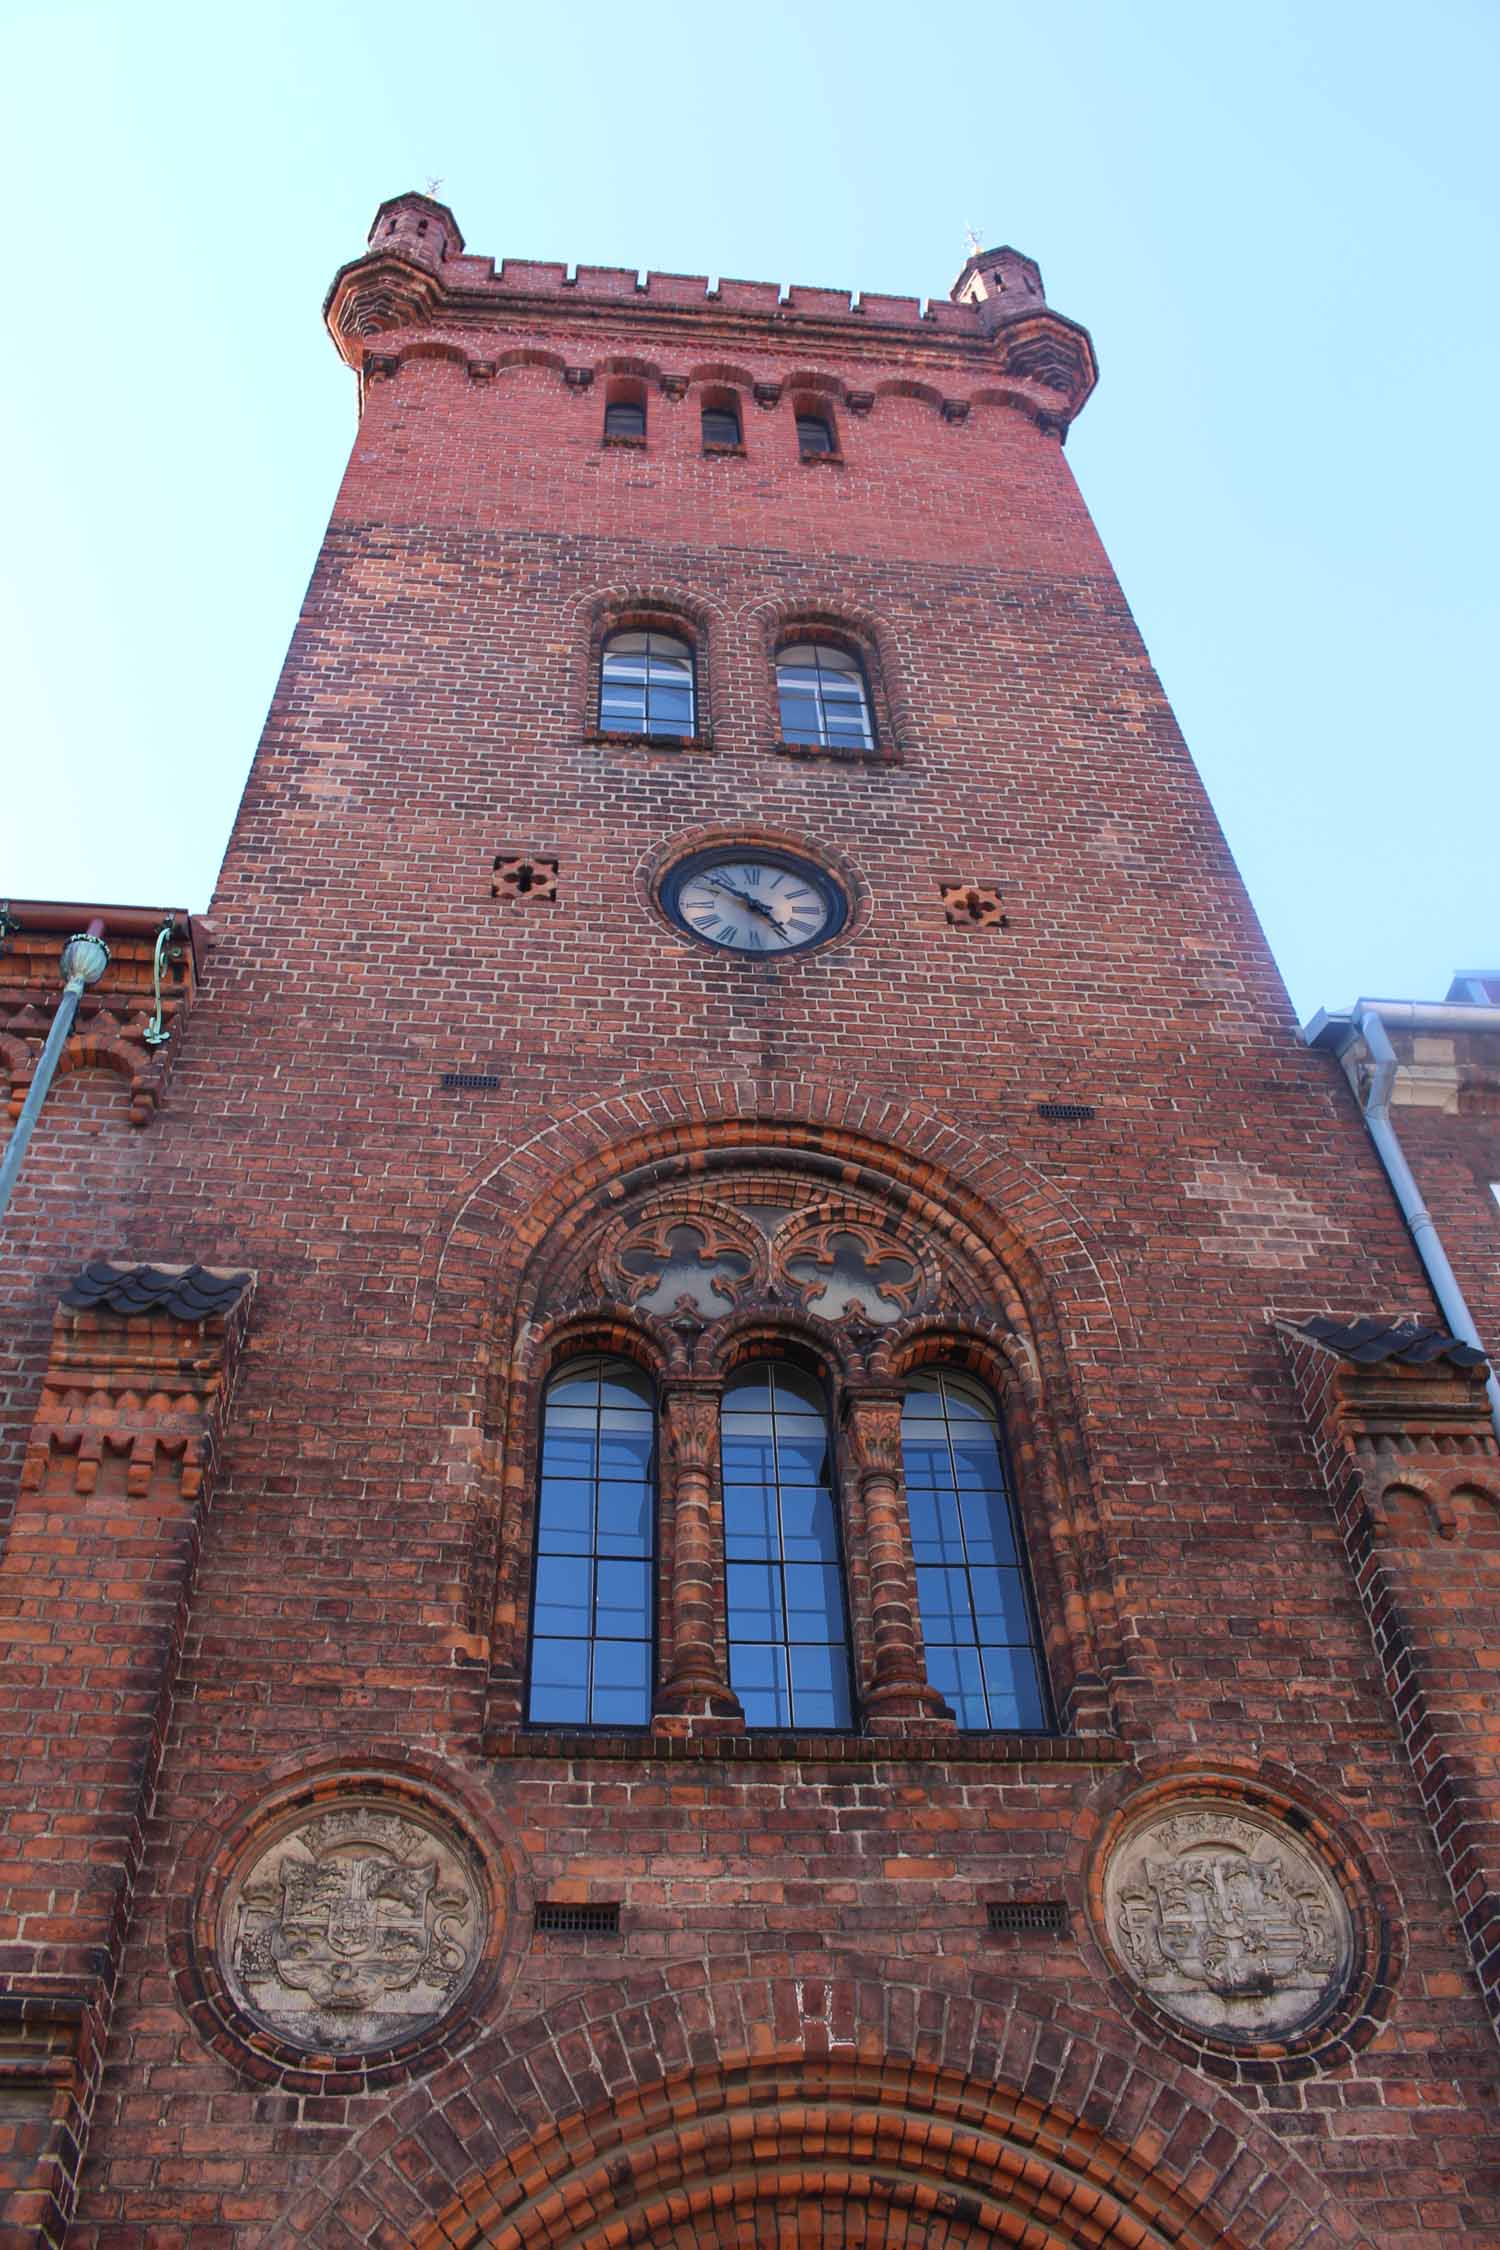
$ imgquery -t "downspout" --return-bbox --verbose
[0,921,111,1228]
[1349,1003,1500,1442]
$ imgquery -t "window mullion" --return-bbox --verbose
[841,1387,955,1733]
[655,1382,743,1730]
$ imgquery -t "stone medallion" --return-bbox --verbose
[1101,1798,1353,2043]
[219,1794,485,2055]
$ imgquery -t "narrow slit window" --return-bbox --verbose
[598,630,696,739]
[903,1369,1049,1732]
[527,1357,655,1729]
[776,642,874,752]
[604,397,646,441]
[722,1361,853,1731]
[796,411,836,458]
[702,401,742,448]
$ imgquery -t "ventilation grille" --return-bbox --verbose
[441,1072,503,1091]
[986,1899,1068,1936]
[1034,1101,1095,1124]
[534,1901,622,1936]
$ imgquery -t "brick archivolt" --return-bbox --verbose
[266,1976,1351,2250]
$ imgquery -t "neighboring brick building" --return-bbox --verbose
[1306,980,1500,1388]
[3,192,1500,2247]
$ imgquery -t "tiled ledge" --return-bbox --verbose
[483,1729,1128,1765]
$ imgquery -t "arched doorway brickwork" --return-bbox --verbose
[260,1974,1366,2250]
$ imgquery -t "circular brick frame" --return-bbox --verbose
[259,1970,1367,2249]
[1076,1758,1403,2085]
[170,1751,527,2094]
[637,818,872,959]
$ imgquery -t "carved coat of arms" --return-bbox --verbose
[225,1802,482,2053]
[1104,1804,1352,2040]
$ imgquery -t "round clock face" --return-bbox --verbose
[663,849,847,956]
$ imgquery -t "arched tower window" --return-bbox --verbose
[776,642,874,753]
[722,1361,853,1730]
[599,629,696,739]
[526,1357,656,1728]
[902,1369,1049,1731]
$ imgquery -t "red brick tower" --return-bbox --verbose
[4,192,1500,2246]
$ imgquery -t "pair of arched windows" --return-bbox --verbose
[597,633,875,751]
[526,1355,1050,1735]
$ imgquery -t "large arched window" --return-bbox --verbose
[902,1369,1049,1731]
[526,1357,656,1728]
[776,642,874,753]
[599,629,696,739]
[722,1361,853,1730]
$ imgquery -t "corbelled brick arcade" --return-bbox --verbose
[2,193,1499,2247]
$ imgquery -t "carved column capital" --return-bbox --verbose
[840,1388,905,1483]
[661,1383,719,1472]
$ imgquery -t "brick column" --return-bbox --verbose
[0,1263,253,2246]
[653,1383,743,1734]
[1279,1317,1500,2049]
[841,1389,954,1733]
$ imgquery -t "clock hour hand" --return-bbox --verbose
[705,877,783,924]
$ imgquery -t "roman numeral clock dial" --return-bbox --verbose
[662,851,847,956]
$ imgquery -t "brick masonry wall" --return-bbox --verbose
[5,228,1500,2244]
[1388,1027,1500,1356]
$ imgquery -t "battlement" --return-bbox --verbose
[325,193,1098,422]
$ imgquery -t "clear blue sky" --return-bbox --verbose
[3,0,1494,1019]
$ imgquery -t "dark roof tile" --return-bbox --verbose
[61,1263,253,1322]
[1291,1315,1488,1371]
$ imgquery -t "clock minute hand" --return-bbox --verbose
[706,877,780,921]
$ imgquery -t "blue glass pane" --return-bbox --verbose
[902,1439,956,1489]
[731,1644,791,1728]
[596,1366,652,1408]
[784,1563,845,1642]
[949,1438,1006,1493]
[970,1567,1033,1643]
[596,1481,651,1556]
[547,1370,604,1407]
[591,1639,650,1726]
[538,1477,594,1553]
[724,1483,777,1554]
[534,1556,592,1639]
[595,1558,650,1637]
[981,1646,1047,1731]
[528,1639,589,1725]
[598,1427,653,1479]
[779,1485,838,1560]
[722,1433,777,1483]
[789,1644,852,1729]
[958,1484,1015,1566]
[926,1643,986,1731]
[769,1366,824,1413]
[916,1566,972,1644]
[723,1368,774,1410]
[773,1434,828,1484]
[541,1429,598,1481]
[546,1403,603,1428]
[941,1384,993,1423]
[727,1561,784,1640]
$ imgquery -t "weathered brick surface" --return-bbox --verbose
[3,200,1500,2242]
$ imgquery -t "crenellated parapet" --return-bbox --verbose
[324,192,1099,429]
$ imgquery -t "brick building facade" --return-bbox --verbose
[3,193,1500,2246]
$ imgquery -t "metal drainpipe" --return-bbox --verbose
[1354,1004,1500,1442]
[0,921,112,1228]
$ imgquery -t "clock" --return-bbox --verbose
[661,847,847,956]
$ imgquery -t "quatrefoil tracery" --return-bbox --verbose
[591,1190,940,1338]
[781,1222,922,1327]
